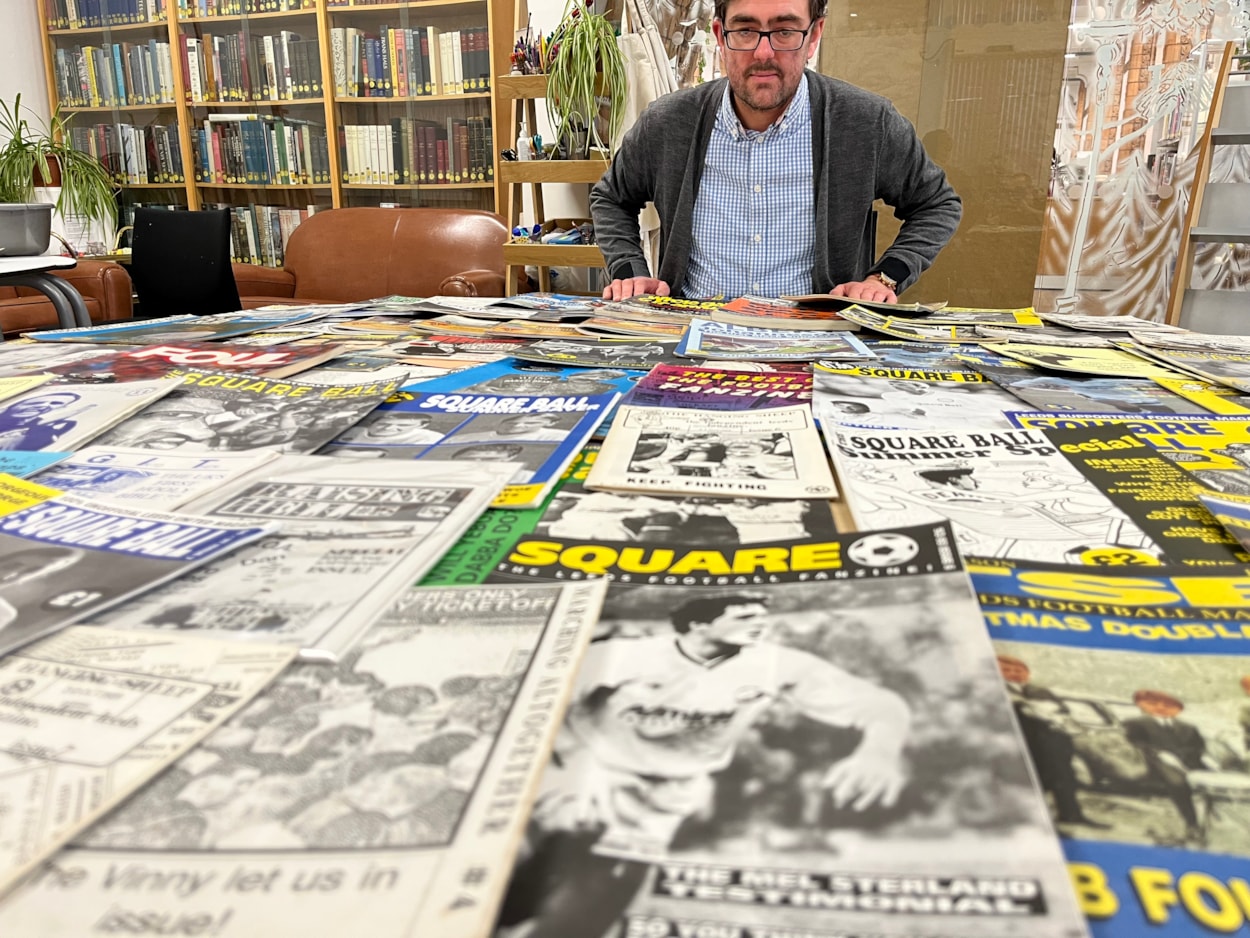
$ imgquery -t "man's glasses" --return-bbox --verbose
[721,23,812,51]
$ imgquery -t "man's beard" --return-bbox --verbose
[734,66,791,114]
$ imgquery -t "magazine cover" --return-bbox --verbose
[0,373,53,401]
[826,425,1162,564]
[813,363,1022,430]
[677,318,874,361]
[486,522,1088,938]
[537,445,838,543]
[318,388,618,509]
[0,474,270,655]
[92,370,400,454]
[1130,330,1250,353]
[989,344,1175,379]
[707,295,858,331]
[511,338,681,370]
[574,315,689,339]
[973,561,1250,937]
[780,292,942,314]
[1036,313,1188,333]
[966,356,1210,415]
[1124,345,1250,394]
[850,341,966,369]
[1006,413,1250,496]
[409,359,647,399]
[26,308,334,344]
[30,445,277,510]
[1152,374,1250,415]
[586,403,837,500]
[370,336,533,370]
[978,325,1120,346]
[1042,425,1249,567]
[625,363,812,411]
[88,456,518,660]
[834,306,987,343]
[0,625,294,897]
[3,582,608,938]
[42,341,348,382]
[0,378,181,451]
[0,341,136,377]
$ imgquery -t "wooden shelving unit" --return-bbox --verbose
[493,72,607,295]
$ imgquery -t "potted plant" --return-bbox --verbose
[544,0,627,159]
[0,93,117,255]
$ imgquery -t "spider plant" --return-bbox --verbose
[0,93,117,225]
[544,0,627,158]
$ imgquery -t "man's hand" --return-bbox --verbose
[603,277,671,301]
[830,278,898,304]
[821,750,906,811]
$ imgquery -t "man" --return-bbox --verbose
[337,411,446,446]
[453,413,570,443]
[996,655,1107,828]
[0,390,83,450]
[591,0,960,302]
[1124,689,1213,842]
[498,593,909,937]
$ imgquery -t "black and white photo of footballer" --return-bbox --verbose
[627,432,797,480]
[995,642,1250,855]
[498,576,1084,938]
[814,369,1020,430]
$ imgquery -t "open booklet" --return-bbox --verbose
[2,582,607,938]
[0,625,295,897]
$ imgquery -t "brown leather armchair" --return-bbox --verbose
[0,260,133,336]
[233,207,509,307]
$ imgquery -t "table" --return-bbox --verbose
[0,255,91,330]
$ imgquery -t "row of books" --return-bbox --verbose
[339,116,493,186]
[52,41,177,108]
[192,113,331,185]
[177,0,313,15]
[184,31,323,103]
[203,200,315,266]
[44,0,167,29]
[69,121,185,184]
[330,25,490,99]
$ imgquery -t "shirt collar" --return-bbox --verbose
[718,72,811,141]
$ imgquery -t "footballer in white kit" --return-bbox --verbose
[530,593,911,858]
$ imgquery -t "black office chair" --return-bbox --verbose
[130,208,241,318]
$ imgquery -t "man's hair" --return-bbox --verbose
[372,411,431,424]
[1133,689,1183,709]
[504,413,558,425]
[672,593,768,633]
[715,0,827,23]
[835,401,870,414]
[453,443,526,458]
[917,467,974,486]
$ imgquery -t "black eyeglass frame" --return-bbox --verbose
[719,21,815,52]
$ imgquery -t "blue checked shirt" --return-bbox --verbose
[683,74,814,299]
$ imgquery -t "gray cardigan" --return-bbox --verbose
[589,72,962,296]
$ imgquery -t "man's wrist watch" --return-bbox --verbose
[868,271,898,293]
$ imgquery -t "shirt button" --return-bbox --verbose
[752,283,760,291]
[753,234,761,242]
[754,185,762,193]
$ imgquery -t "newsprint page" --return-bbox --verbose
[0,582,607,938]
[0,626,295,896]
[488,522,1089,938]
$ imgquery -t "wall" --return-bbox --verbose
[0,4,51,134]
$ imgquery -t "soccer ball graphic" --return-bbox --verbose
[847,533,919,568]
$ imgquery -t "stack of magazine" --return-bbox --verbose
[0,300,1242,938]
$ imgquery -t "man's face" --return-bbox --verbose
[456,447,517,462]
[714,0,823,130]
[370,415,427,438]
[1138,698,1182,719]
[997,659,1030,685]
[947,474,977,491]
[7,394,78,418]
[888,381,928,395]
[503,414,557,434]
[698,602,772,646]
